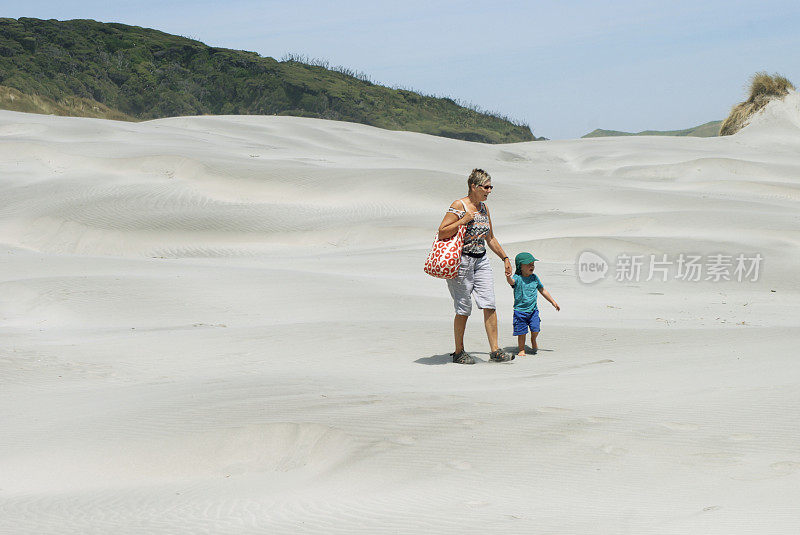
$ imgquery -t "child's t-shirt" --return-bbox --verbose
[512,274,544,312]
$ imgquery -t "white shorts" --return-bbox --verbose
[446,254,496,316]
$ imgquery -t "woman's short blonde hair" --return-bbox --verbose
[467,168,491,190]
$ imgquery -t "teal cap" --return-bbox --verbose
[514,252,539,274]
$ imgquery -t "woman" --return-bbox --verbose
[438,169,514,364]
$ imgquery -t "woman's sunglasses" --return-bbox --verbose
[478,185,493,191]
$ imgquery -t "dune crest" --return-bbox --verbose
[737,90,800,138]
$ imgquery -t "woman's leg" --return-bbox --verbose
[471,256,499,352]
[447,256,474,355]
[454,314,468,353]
[483,308,499,352]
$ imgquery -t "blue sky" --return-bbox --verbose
[6,1,800,138]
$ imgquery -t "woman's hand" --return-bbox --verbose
[461,210,477,224]
[503,257,512,277]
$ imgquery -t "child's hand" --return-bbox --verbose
[553,302,561,311]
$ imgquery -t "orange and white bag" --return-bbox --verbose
[423,224,466,279]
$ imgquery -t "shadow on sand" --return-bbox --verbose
[417,349,552,365]
[415,352,492,365]
[416,347,554,365]
[503,345,554,356]
[415,353,455,365]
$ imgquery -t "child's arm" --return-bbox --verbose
[538,287,560,311]
[506,273,516,287]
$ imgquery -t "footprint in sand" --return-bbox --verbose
[586,416,622,424]
[537,407,573,414]
[391,435,416,445]
[370,440,393,452]
[770,461,800,476]
[524,373,557,379]
[447,460,472,470]
[573,359,614,368]
[600,444,628,456]
[690,452,741,465]
[660,422,699,431]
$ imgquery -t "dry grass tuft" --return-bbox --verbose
[0,86,135,121]
[719,72,795,136]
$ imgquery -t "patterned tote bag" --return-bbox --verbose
[424,202,467,279]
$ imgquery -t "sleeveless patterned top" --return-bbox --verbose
[447,201,490,257]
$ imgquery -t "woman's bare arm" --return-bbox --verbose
[484,204,512,276]
[437,201,474,239]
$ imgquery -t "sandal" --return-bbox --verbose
[489,349,514,362]
[451,350,475,365]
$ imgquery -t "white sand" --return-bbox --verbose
[1,93,799,534]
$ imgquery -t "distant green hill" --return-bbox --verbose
[582,120,722,138]
[0,18,537,143]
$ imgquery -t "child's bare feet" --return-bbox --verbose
[516,334,527,357]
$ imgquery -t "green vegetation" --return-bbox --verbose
[0,18,536,143]
[0,84,134,120]
[719,72,795,136]
[582,120,722,139]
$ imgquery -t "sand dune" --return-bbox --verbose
[1,93,799,534]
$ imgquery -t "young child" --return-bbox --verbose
[506,252,560,356]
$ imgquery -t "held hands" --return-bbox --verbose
[503,257,512,277]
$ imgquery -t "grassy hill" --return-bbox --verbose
[582,120,722,138]
[0,17,536,143]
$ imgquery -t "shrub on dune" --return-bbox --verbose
[719,72,795,136]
